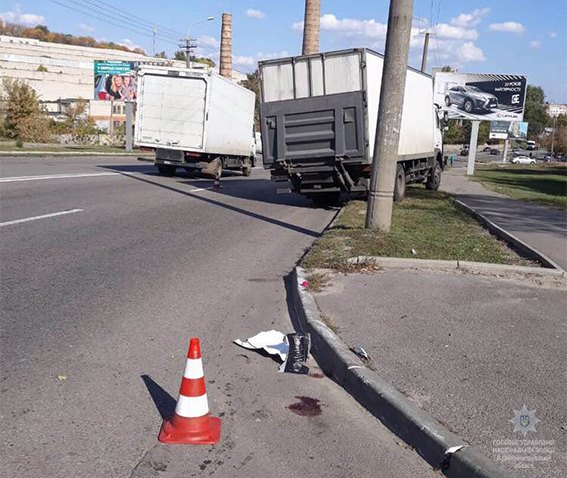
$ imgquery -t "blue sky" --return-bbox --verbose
[2,1,567,101]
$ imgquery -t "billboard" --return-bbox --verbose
[94,61,137,101]
[509,122,528,140]
[434,72,527,121]
[490,121,511,139]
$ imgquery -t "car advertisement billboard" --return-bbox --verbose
[434,72,527,121]
[489,121,529,140]
[94,61,138,101]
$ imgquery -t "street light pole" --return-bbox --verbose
[180,16,215,69]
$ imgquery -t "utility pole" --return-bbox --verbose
[551,116,557,157]
[502,137,510,164]
[178,37,196,68]
[365,0,414,232]
[152,25,156,57]
[420,31,429,72]
[302,0,321,55]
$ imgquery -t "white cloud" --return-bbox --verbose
[435,23,478,40]
[456,42,486,62]
[450,8,490,28]
[0,5,45,25]
[293,13,388,40]
[79,23,95,33]
[549,32,557,38]
[198,35,220,49]
[489,22,525,33]
[530,40,542,48]
[233,55,255,66]
[245,9,265,19]
[119,38,144,52]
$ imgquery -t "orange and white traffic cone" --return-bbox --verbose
[158,338,221,445]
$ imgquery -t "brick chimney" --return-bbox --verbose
[219,13,232,79]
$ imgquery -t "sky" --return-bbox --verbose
[2,1,567,102]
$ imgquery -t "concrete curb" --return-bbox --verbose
[452,198,564,272]
[292,266,517,478]
[346,256,565,279]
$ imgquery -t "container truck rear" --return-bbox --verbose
[258,48,444,203]
[135,66,256,177]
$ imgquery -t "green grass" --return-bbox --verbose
[0,142,149,154]
[474,164,567,209]
[302,187,531,270]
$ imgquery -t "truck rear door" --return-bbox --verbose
[137,73,208,150]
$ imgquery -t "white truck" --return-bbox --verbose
[258,48,445,203]
[135,66,256,177]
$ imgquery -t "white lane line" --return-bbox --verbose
[188,187,213,192]
[0,209,84,227]
[0,172,120,183]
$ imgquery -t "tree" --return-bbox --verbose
[0,78,50,141]
[174,50,187,61]
[193,57,216,68]
[523,85,550,139]
[241,69,260,130]
[155,51,168,59]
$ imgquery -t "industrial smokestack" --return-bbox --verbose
[302,0,321,55]
[220,13,232,79]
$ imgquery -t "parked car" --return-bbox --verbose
[459,147,469,156]
[511,156,536,165]
[543,154,553,162]
[482,146,491,152]
[444,85,498,113]
[490,148,500,155]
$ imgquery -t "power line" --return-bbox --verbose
[46,0,179,48]
[73,0,183,41]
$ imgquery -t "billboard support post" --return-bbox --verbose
[467,121,480,176]
[125,101,133,152]
[502,138,509,164]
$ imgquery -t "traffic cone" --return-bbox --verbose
[158,338,221,445]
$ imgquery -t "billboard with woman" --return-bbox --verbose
[94,61,137,101]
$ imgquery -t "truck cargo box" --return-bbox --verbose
[135,66,255,158]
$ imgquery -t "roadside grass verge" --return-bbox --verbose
[474,164,567,209]
[0,142,149,154]
[302,187,532,270]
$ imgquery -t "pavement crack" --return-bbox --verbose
[128,442,160,478]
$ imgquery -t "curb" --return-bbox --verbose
[291,266,517,478]
[346,256,565,279]
[452,198,564,272]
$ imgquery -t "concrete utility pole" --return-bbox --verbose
[420,31,429,72]
[467,121,480,175]
[502,137,510,164]
[302,0,321,55]
[125,101,133,152]
[365,0,414,232]
[219,13,233,79]
[178,37,197,68]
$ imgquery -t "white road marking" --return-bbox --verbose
[187,187,213,192]
[0,209,84,227]
[0,172,120,183]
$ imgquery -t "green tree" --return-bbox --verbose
[174,50,187,61]
[0,78,50,141]
[241,69,260,130]
[154,51,168,59]
[523,85,550,139]
[193,57,216,68]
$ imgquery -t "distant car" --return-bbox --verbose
[459,147,469,156]
[482,146,491,152]
[490,148,500,155]
[512,148,522,155]
[444,85,498,113]
[543,154,553,162]
[511,156,536,165]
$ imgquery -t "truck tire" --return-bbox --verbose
[426,162,442,191]
[242,157,252,176]
[157,164,176,176]
[393,164,406,202]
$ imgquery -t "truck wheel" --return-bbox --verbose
[157,164,176,176]
[242,166,252,176]
[393,164,406,202]
[426,162,442,191]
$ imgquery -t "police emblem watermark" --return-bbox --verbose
[492,405,556,470]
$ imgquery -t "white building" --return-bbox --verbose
[0,35,249,129]
[546,103,567,118]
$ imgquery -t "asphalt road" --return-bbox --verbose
[0,156,438,478]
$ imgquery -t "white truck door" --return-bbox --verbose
[139,74,207,150]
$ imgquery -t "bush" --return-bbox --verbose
[16,114,52,143]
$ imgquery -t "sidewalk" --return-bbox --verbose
[440,166,567,271]
[312,269,567,478]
